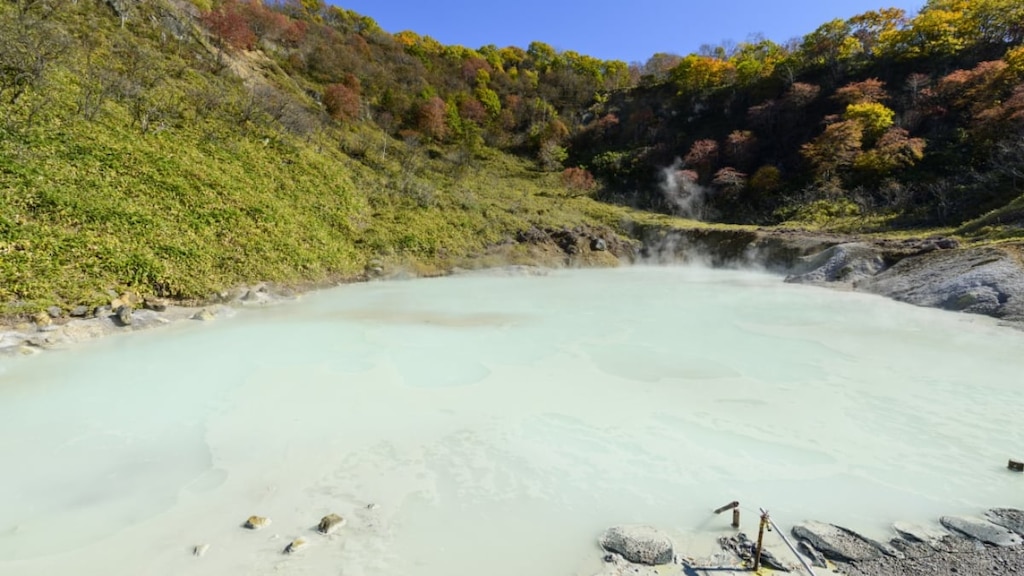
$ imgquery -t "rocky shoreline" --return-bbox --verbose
[595,506,1024,575]
[3,224,1023,356]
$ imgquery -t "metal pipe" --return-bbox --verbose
[760,508,818,576]
[714,501,740,514]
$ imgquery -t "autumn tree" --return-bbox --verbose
[834,79,889,105]
[800,19,860,78]
[561,167,598,196]
[683,139,720,181]
[640,52,683,82]
[724,130,758,169]
[843,102,895,141]
[417,95,448,141]
[323,74,361,122]
[802,120,864,179]
[749,165,783,196]
[670,55,736,95]
[848,8,907,57]
[854,128,926,175]
[202,1,257,50]
[729,37,786,85]
[712,167,748,197]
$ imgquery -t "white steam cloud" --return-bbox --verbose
[659,158,712,221]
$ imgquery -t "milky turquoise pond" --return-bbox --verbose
[1,266,1022,576]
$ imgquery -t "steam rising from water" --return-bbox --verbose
[1,266,1023,576]
[660,158,711,220]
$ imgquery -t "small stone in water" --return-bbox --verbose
[317,513,346,535]
[243,515,271,530]
[283,537,308,554]
[193,543,210,557]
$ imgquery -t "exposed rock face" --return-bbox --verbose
[785,243,886,285]
[857,246,1024,323]
[514,225,639,262]
[791,521,889,562]
[598,525,674,566]
[941,516,1024,547]
[986,508,1024,536]
[317,513,346,535]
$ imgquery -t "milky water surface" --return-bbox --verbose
[1,266,1023,576]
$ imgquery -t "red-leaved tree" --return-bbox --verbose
[201,2,256,50]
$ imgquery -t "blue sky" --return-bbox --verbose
[330,1,925,63]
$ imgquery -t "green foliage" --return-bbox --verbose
[843,102,895,140]
[785,198,862,226]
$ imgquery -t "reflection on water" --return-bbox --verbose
[1,266,1023,576]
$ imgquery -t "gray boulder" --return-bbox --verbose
[785,243,886,285]
[859,246,1024,322]
[598,525,674,565]
[986,509,1024,536]
[115,305,133,326]
[46,306,62,319]
[791,521,888,562]
[940,516,1023,547]
[69,305,90,318]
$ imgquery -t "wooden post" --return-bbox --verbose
[1010,459,1024,472]
[732,507,740,528]
[753,511,768,571]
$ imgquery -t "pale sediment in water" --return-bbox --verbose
[0,266,1022,576]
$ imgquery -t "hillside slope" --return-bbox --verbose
[0,0,682,314]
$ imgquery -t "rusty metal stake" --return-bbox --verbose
[760,508,818,576]
[753,510,768,571]
[714,500,739,514]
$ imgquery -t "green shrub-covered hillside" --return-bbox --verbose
[2,0,1022,314]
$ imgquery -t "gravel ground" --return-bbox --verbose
[836,543,1024,576]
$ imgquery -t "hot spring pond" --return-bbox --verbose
[1,266,1022,576]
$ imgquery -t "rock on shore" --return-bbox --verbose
[940,516,1023,547]
[791,520,890,562]
[598,525,674,566]
[859,246,1024,324]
